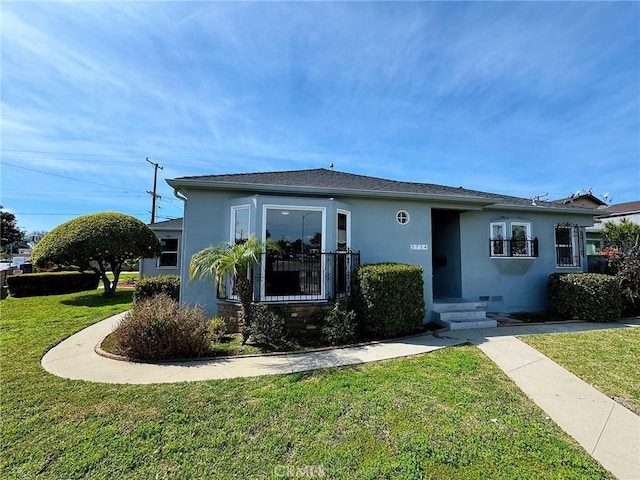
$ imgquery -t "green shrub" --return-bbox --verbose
[133,275,180,303]
[112,294,209,360]
[322,301,357,345]
[353,263,426,337]
[548,273,623,322]
[207,316,227,343]
[247,303,286,346]
[32,211,161,297]
[6,271,99,297]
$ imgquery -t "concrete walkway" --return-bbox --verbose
[42,315,640,479]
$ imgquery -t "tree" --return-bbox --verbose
[603,219,640,257]
[1,209,25,253]
[602,218,640,311]
[189,235,279,343]
[32,212,162,297]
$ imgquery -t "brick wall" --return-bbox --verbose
[216,301,335,336]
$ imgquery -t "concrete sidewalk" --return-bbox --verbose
[41,315,640,479]
[449,325,640,480]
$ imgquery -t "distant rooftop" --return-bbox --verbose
[602,201,640,216]
[149,218,183,230]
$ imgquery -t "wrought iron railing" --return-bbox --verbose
[489,238,539,258]
[217,250,360,302]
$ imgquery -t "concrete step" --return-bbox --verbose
[431,298,494,330]
[432,300,487,312]
[433,316,498,330]
[436,310,488,322]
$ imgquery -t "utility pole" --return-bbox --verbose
[146,157,163,223]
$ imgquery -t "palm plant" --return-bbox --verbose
[189,235,278,343]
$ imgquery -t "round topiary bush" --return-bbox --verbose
[32,212,161,297]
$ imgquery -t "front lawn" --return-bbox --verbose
[521,327,640,415]
[1,291,613,479]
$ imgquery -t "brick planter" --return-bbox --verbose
[217,301,335,336]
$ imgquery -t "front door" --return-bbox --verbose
[431,209,462,299]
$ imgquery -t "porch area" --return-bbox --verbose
[431,298,496,330]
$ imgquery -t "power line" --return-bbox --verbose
[13,212,149,216]
[1,148,144,159]
[1,155,137,165]
[1,161,148,194]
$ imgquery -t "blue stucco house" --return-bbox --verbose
[159,168,597,329]
[141,218,183,278]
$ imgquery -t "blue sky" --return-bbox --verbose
[2,1,639,234]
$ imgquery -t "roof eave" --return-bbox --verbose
[167,178,494,205]
[483,203,600,215]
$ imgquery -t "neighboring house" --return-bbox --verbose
[585,201,640,271]
[140,218,183,277]
[553,191,608,210]
[165,168,598,329]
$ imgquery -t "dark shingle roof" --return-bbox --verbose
[149,218,183,230]
[169,168,597,212]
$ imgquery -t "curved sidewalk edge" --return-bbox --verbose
[40,313,465,384]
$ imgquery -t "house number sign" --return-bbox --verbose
[410,244,429,250]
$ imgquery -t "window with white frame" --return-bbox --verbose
[396,210,410,225]
[489,220,537,257]
[490,222,506,256]
[157,238,178,268]
[263,206,325,299]
[231,205,250,244]
[511,222,532,256]
[555,224,581,267]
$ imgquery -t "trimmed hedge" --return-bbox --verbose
[6,271,99,297]
[353,263,426,337]
[548,273,623,322]
[133,275,180,303]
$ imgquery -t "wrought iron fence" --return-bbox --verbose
[217,250,360,302]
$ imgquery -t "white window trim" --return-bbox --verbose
[156,238,179,269]
[225,205,252,300]
[555,224,581,268]
[260,205,327,301]
[337,209,351,251]
[489,221,507,257]
[511,221,533,257]
[396,210,410,225]
[230,205,251,244]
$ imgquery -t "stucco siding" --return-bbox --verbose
[140,228,182,278]
[179,189,229,316]
[459,210,590,312]
[346,197,433,317]
[173,183,596,320]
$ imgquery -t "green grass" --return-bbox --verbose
[0,291,614,479]
[106,272,138,284]
[521,327,640,415]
